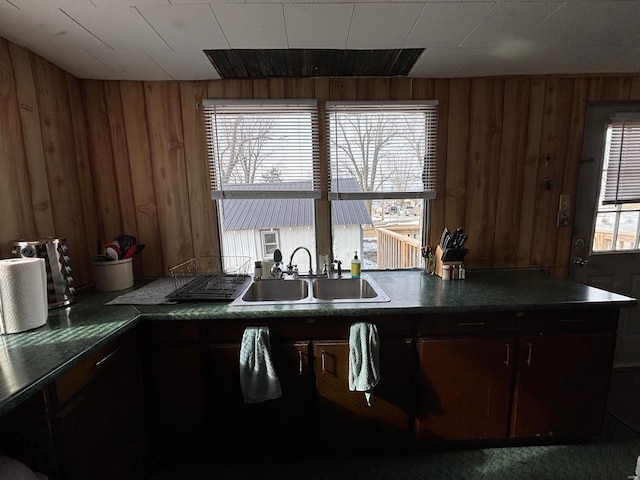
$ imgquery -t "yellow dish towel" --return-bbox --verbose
[348,321,380,406]
[239,326,282,404]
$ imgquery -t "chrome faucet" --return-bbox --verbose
[287,247,314,277]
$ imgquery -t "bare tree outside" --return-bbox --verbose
[215,116,277,184]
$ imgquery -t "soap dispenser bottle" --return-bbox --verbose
[351,251,361,278]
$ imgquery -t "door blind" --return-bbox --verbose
[603,114,640,205]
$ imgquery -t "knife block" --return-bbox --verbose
[434,245,466,279]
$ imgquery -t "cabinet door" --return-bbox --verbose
[510,333,616,438]
[417,337,514,441]
[148,342,206,462]
[313,338,412,449]
[207,341,313,455]
[54,351,148,480]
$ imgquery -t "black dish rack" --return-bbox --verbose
[166,257,252,302]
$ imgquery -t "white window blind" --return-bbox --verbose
[603,114,640,205]
[326,101,438,200]
[203,99,320,199]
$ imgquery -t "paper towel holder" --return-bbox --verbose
[11,238,76,309]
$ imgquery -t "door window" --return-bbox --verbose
[593,115,640,252]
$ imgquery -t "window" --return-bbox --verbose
[204,100,319,270]
[260,230,280,259]
[593,114,640,252]
[326,101,438,270]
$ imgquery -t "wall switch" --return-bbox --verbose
[557,194,571,227]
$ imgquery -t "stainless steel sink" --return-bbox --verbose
[312,277,387,301]
[239,278,309,302]
[229,274,390,306]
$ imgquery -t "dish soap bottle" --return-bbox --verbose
[351,251,361,278]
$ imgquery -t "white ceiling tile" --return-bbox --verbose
[212,3,288,49]
[42,48,125,80]
[532,2,640,48]
[460,2,562,48]
[284,3,353,49]
[409,48,475,78]
[405,3,495,49]
[146,48,221,80]
[0,3,107,51]
[137,4,229,51]
[7,0,94,11]
[91,0,170,6]
[62,6,171,53]
[88,49,173,80]
[347,2,425,49]
[455,47,563,77]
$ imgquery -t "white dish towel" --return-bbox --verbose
[239,326,282,404]
[348,321,380,406]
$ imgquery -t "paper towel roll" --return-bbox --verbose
[0,258,48,335]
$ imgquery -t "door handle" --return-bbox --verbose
[573,257,589,266]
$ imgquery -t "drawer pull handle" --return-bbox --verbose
[560,318,586,323]
[459,322,485,326]
[298,350,303,376]
[504,343,510,367]
[94,347,120,368]
[525,343,532,366]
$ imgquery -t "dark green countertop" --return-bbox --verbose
[0,268,635,416]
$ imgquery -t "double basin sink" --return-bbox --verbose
[230,274,390,306]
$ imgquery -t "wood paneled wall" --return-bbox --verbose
[2,37,640,286]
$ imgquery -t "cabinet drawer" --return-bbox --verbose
[54,330,136,406]
[418,312,519,336]
[517,309,618,333]
[146,321,200,342]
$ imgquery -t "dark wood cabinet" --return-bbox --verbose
[416,337,514,441]
[313,338,413,449]
[416,310,618,443]
[49,329,147,480]
[510,333,616,438]
[206,340,314,456]
[143,322,206,464]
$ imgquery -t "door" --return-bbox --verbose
[510,333,616,438]
[416,337,513,441]
[570,102,640,366]
[313,339,412,450]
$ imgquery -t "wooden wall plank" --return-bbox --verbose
[465,78,504,268]
[630,76,640,100]
[493,78,530,268]
[429,79,450,250]
[144,81,193,273]
[104,81,138,238]
[119,81,164,277]
[179,81,221,263]
[356,77,390,100]
[285,78,315,99]
[443,79,470,236]
[81,80,121,243]
[587,76,633,101]
[30,54,89,280]
[552,77,590,278]
[390,77,412,100]
[266,78,283,99]
[65,72,98,285]
[516,78,545,267]
[530,77,574,268]
[0,38,35,258]
[8,42,54,238]
[330,77,356,100]
[222,79,253,98]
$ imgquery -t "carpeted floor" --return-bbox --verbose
[150,368,640,480]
